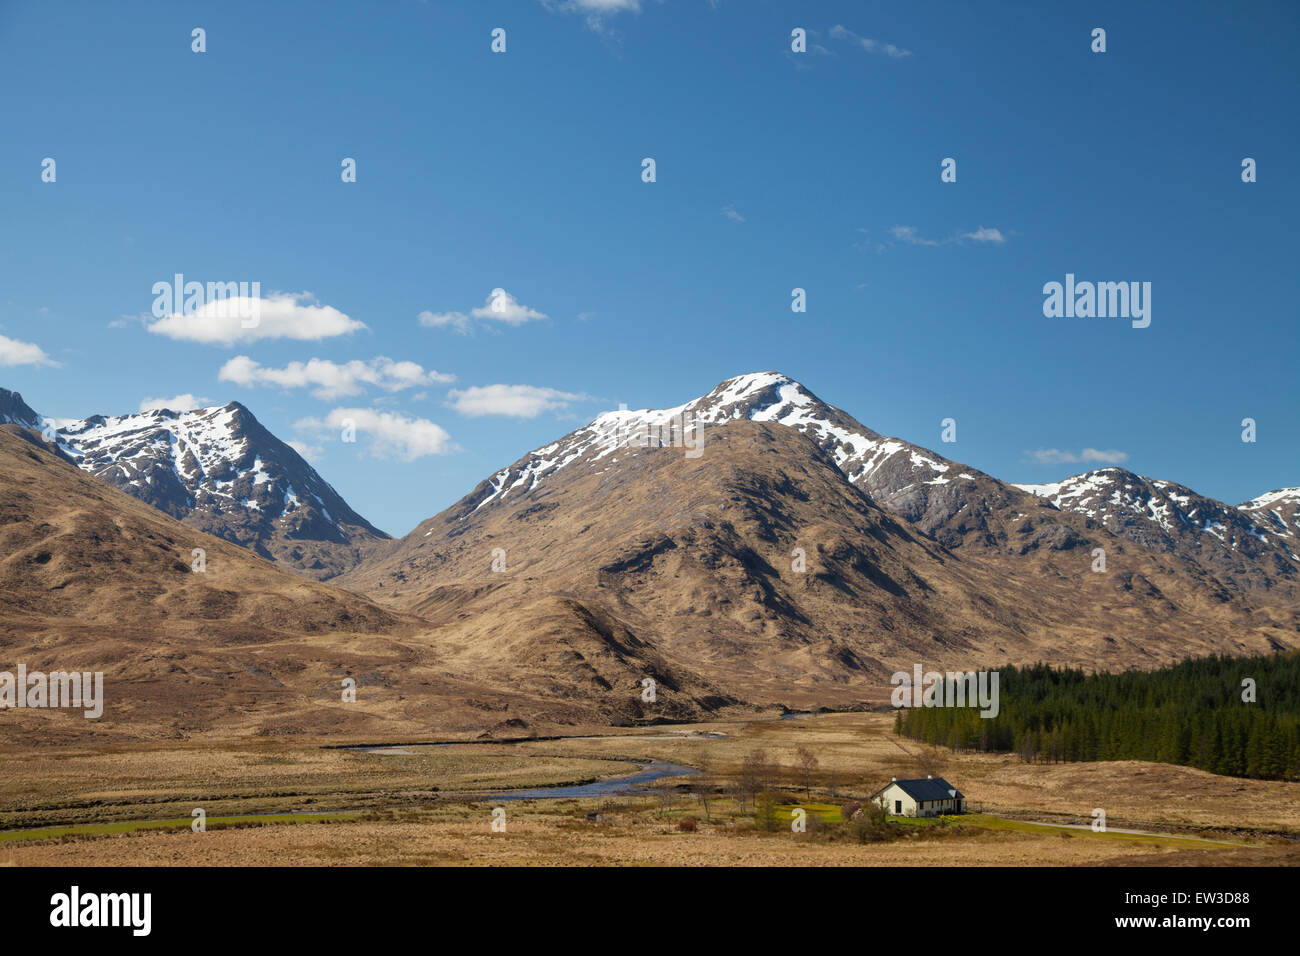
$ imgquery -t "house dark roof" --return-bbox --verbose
[880,777,963,802]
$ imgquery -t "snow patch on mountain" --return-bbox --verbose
[1014,468,1295,556]
[1242,487,1300,511]
[466,371,962,514]
[59,404,281,514]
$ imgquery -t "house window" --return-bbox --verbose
[894,800,902,814]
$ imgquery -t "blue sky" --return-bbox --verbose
[1,0,1296,537]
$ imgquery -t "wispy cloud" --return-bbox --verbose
[295,408,454,461]
[1025,448,1129,466]
[961,226,1005,244]
[219,355,454,400]
[541,0,640,35]
[446,384,591,419]
[888,225,1007,247]
[785,28,832,67]
[829,24,911,59]
[0,333,59,367]
[852,228,886,254]
[146,292,365,346]
[890,225,940,247]
[139,393,209,413]
[419,288,548,334]
[417,310,470,333]
[722,202,746,223]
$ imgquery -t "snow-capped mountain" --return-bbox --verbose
[339,372,1298,710]
[431,371,1297,596]
[16,392,388,579]
[1015,470,1299,583]
[469,371,958,508]
[460,371,1069,552]
[1239,488,1300,549]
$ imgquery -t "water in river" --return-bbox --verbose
[491,760,698,801]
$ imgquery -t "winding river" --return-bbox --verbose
[345,734,716,801]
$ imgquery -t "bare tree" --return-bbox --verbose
[650,779,675,816]
[763,751,783,792]
[739,749,767,810]
[795,746,819,794]
[687,746,713,821]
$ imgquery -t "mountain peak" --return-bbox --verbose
[462,371,981,531]
[142,399,246,419]
[705,370,796,398]
[692,371,827,423]
[0,387,42,431]
[52,397,387,577]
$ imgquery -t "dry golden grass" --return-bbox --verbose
[0,739,637,830]
[520,714,1300,834]
[1,713,1296,865]
[0,817,1218,867]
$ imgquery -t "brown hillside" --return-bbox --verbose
[339,419,1298,713]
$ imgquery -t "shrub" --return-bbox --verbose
[847,800,895,843]
[677,816,698,833]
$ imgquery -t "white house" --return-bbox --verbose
[870,776,964,817]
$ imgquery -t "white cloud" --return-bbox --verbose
[0,333,59,367]
[890,225,1009,247]
[961,226,1005,243]
[852,228,886,254]
[829,24,911,58]
[470,288,548,325]
[446,384,591,419]
[542,0,641,33]
[146,292,366,346]
[295,408,454,462]
[219,355,454,400]
[890,225,940,247]
[420,288,548,333]
[1026,448,1129,466]
[722,202,746,223]
[140,394,209,413]
[553,0,639,10]
[417,310,470,333]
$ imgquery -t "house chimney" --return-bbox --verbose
[890,777,896,782]
[927,774,932,778]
